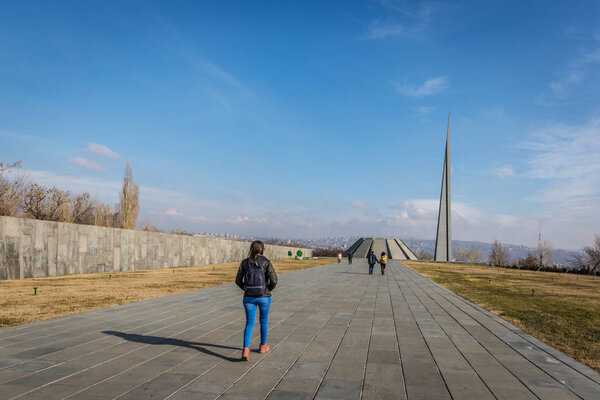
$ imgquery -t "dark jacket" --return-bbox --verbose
[368,253,378,266]
[235,256,278,297]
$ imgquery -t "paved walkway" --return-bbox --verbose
[1,260,599,399]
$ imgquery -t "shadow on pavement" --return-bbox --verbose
[102,330,241,362]
[335,271,368,275]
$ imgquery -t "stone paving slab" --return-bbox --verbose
[1,260,599,399]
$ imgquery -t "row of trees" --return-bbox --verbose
[489,238,599,275]
[489,239,553,268]
[453,247,483,263]
[0,161,139,229]
[416,236,599,275]
[313,247,346,257]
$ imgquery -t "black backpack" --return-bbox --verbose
[244,258,266,297]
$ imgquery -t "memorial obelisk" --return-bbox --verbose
[435,113,452,262]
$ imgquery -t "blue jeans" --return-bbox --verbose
[243,297,271,348]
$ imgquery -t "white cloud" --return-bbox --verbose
[388,199,482,227]
[350,200,370,210]
[164,208,183,217]
[495,165,515,178]
[549,72,584,96]
[583,48,600,63]
[68,157,105,172]
[540,28,600,104]
[522,118,600,219]
[8,169,120,201]
[84,143,120,159]
[393,76,448,97]
[417,106,434,115]
[364,2,439,40]
[497,215,520,227]
[365,21,405,40]
[349,200,380,216]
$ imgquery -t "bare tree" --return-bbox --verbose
[454,247,467,262]
[94,200,116,227]
[49,187,73,222]
[534,239,553,267]
[170,225,191,236]
[0,161,26,216]
[518,253,539,269]
[116,163,139,229]
[584,235,600,274]
[466,248,482,263]
[489,240,510,266]
[571,235,600,274]
[138,218,162,232]
[73,192,94,225]
[416,250,434,260]
[22,184,73,222]
[22,184,50,220]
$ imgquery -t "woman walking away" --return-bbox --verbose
[235,240,278,361]
[379,251,388,275]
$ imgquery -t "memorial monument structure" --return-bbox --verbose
[343,238,419,260]
[434,113,452,262]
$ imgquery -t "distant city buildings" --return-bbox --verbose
[187,233,576,265]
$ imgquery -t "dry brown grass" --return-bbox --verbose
[404,260,600,371]
[0,258,333,328]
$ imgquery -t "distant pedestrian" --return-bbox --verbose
[379,252,388,275]
[235,240,278,361]
[337,253,342,263]
[368,250,377,275]
[348,253,353,264]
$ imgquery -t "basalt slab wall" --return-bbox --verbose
[0,216,312,280]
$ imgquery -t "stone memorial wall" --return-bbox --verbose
[0,216,312,280]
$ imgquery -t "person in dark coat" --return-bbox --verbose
[235,240,278,361]
[367,250,377,275]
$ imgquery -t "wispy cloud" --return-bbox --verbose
[349,200,380,217]
[364,1,438,40]
[539,28,600,104]
[582,48,600,63]
[522,118,600,217]
[549,72,584,96]
[417,106,434,115]
[141,0,252,97]
[163,208,183,217]
[68,157,105,172]
[9,169,120,200]
[564,24,600,41]
[365,20,405,40]
[393,76,448,97]
[494,165,515,178]
[83,143,120,159]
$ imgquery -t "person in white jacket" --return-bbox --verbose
[337,253,342,263]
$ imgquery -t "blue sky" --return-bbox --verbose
[1,1,600,249]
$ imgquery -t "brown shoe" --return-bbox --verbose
[259,344,270,354]
[241,347,250,361]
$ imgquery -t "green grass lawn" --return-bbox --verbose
[404,260,600,372]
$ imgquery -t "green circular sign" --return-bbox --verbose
[288,251,292,256]
[297,250,303,257]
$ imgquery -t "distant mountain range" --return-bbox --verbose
[403,238,580,266]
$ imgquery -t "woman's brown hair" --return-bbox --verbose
[249,240,265,261]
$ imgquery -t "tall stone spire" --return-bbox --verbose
[435,112,452,262]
